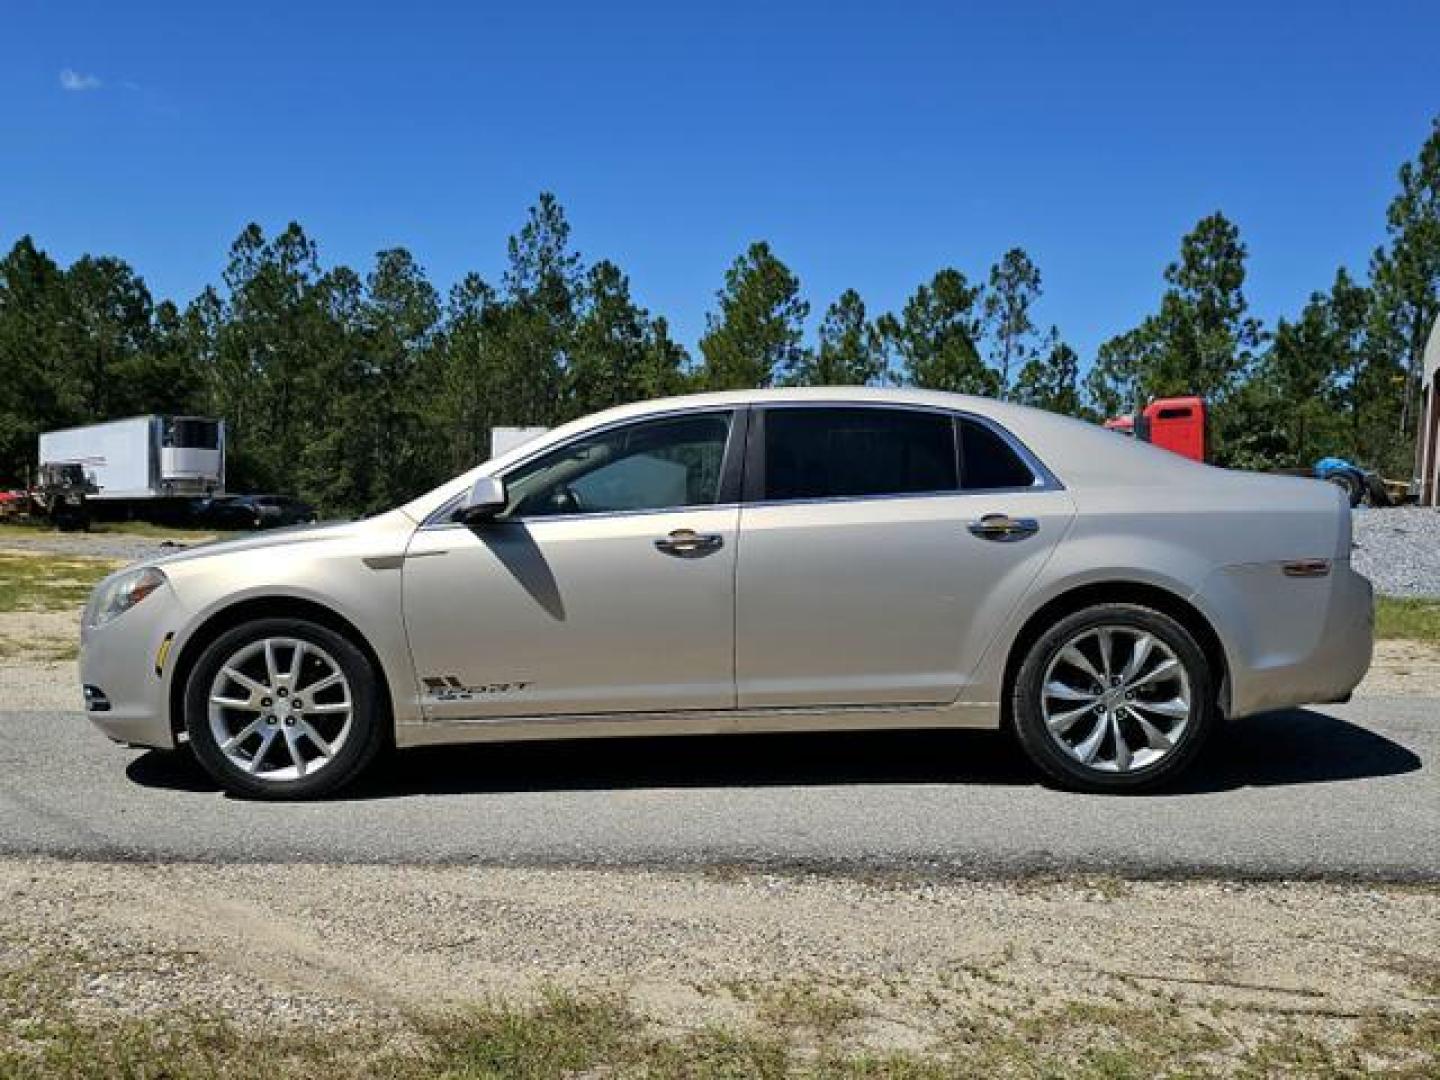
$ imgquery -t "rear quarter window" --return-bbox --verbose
[959,418,1037,490]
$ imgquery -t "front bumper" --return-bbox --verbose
[78,583,182,749]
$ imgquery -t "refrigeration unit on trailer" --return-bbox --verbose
[38,416,226,502]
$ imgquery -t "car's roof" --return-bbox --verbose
[590,386,999,416]
[492,387,1062,449]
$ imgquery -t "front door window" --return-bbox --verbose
[503,412,732,518]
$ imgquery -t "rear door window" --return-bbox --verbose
[761,407,959,501]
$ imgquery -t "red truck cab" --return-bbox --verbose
[1104,396,1206,463]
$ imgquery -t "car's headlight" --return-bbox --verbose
[82,567,168,631]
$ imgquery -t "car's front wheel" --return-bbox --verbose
[1011,603,1217,792]
[184,618,387,799]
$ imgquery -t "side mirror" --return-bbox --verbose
[452,475,507,525]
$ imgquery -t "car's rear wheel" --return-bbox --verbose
[184,618,386,799]
[1011,603,1216,792]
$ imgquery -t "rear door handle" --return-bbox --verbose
[654,529,724,557]
[967,514,1039,542]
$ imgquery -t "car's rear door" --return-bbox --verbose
[734,404,1074,709]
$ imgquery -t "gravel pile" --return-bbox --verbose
[0,532,202,564]
[1352,507,1440,598]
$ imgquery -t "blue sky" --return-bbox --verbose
[3,0,1437,366]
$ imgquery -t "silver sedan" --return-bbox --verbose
[79,388,1373,798]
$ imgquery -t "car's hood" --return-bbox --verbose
[147,509,414,568]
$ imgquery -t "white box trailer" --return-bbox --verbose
[38,416,226,501]
[491,426,549,459]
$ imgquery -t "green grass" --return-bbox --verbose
[2,955,1436,1080]
[0,519,221,543]
[3,986,1435,1080]
[0,969,835,1080]
[1375,596,1440,644]
[0,522,65,541]
[0,553,116,613]
[0,636,77,662]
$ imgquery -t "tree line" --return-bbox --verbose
[1,119,1435,515]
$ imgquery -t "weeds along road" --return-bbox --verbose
[0,698,1435,880]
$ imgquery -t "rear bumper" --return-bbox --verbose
[1210,562,1373,718]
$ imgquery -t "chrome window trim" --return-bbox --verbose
[740,485,1049,512]
[425,501,745,531]
[421,398,1062,530]
[747,400,1062,508]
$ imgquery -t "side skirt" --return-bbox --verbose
[394,700,1000,748]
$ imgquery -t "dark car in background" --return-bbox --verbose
[193,494,317,531]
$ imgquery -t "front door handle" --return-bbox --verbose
[967,514,1039,542]
[654,529,725,558]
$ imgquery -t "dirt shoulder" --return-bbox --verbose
[2,859,1435,1076]
[1363,637,1440,695]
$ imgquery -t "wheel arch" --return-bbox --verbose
[1000,580,1231,727]
[168,596,395,741]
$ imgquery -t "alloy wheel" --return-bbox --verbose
[207,637,354,782]
[1040,625,1193,773]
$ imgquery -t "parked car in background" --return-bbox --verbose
[80,388,1372,800]
[195,494,317,531]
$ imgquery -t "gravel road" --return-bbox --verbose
[2,697,1434,880]
[0,531,204,564]
[1352,506,1440,597]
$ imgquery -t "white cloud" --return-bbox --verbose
[59,68,103,92]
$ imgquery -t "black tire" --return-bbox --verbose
[1011,603,1217,793]
[55,512,88,532]
[184,617,388,799]
[1326,470,1365,508]
[1363,473,1391,508]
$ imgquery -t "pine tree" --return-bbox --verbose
[1013,331,1083,416]
[786,289,884,386]
[879,269,998,395]
[983,249,1043,398]
[698,242,808,390]
[1370,118,1440,447]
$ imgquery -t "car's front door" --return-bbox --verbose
[734,405,1074,709]
[404,409,742,722]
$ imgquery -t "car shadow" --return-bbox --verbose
[125,706,1421,800]
[1166,706,1424,794]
